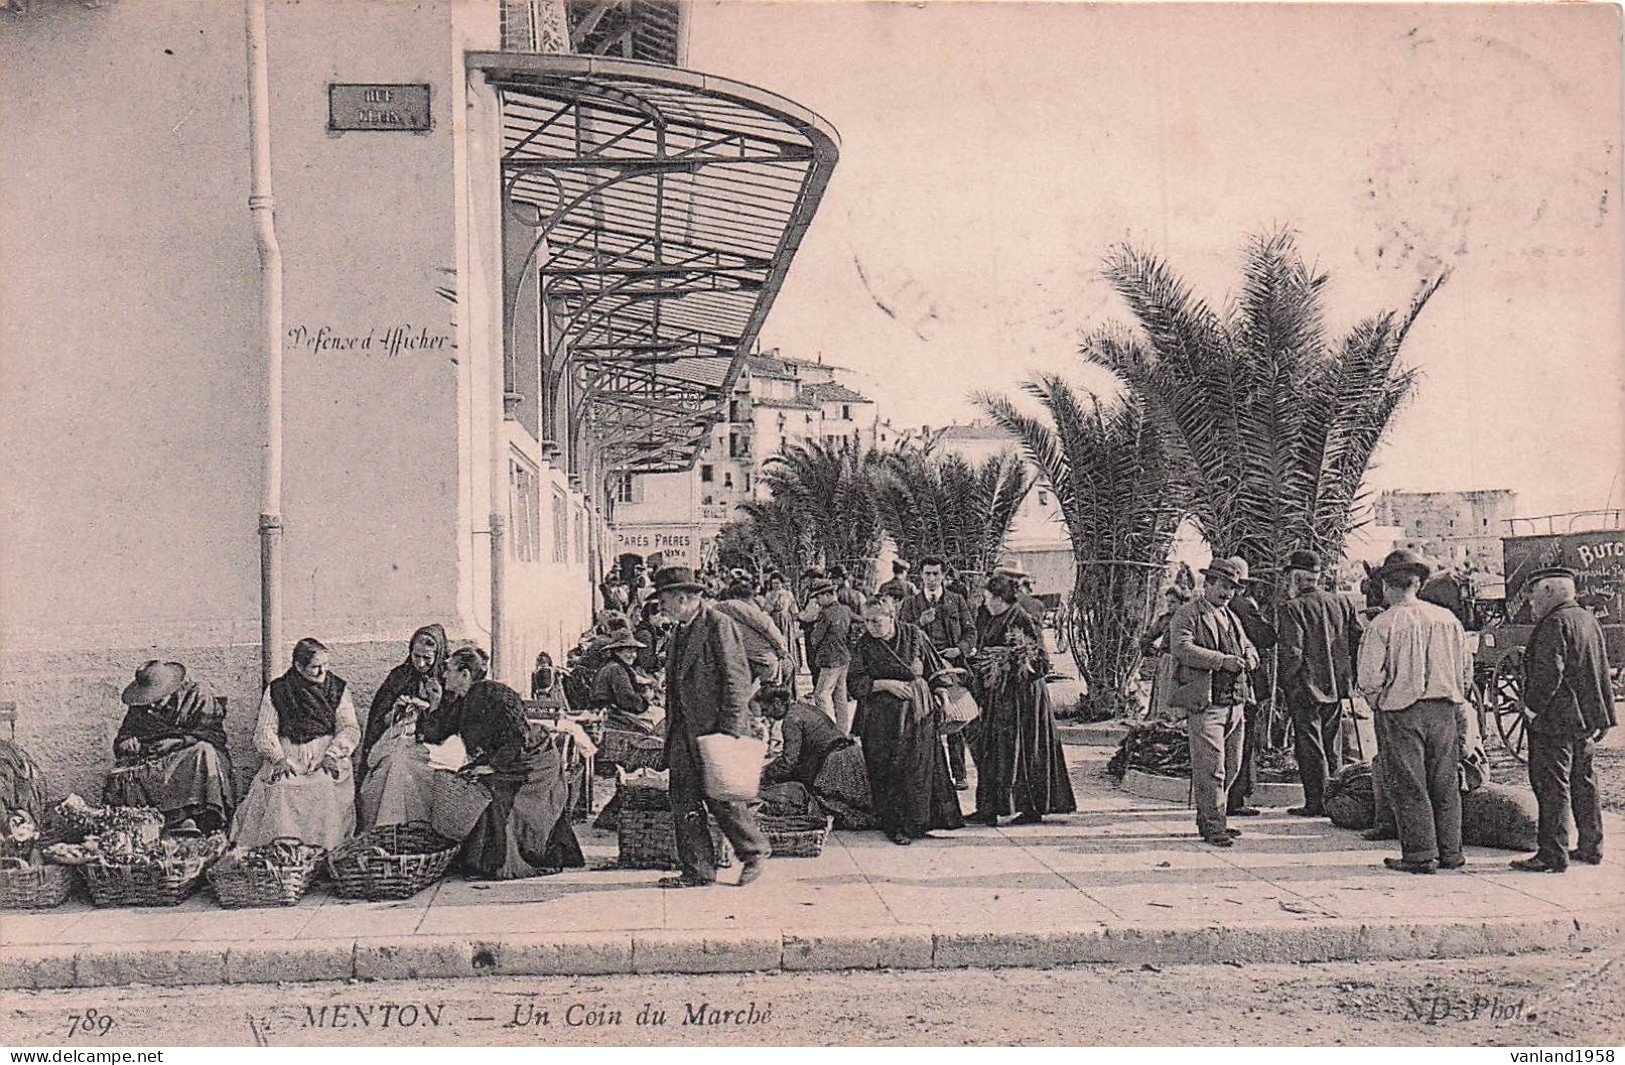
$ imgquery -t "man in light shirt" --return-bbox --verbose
[1356,549,1472,874]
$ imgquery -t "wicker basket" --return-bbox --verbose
[616,807,732,869]
[326,823,459,901]
[0,859,74,909]
[429,770,494,842]
[81,854,214,907]
[600,729,665,771]
[760,815,833,858]
[207,841,325,908]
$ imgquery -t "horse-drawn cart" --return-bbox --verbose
[1470,514,1625,762]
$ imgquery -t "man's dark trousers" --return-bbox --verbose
[1378,698,1463,864]
[1226,701,1262,812]
[1527,726,1604,868]
[1289,693,1345,813]
[667,731,769,882]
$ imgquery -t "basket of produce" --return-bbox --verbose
[617,807,732,870]
[759,814,833,858]
[50,794,163,845]
[207,838,326,908]
[78,834,228,907]
[325,822,458,901]
[0,855,74,909]
[599,729,665,771]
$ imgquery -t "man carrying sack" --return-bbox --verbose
[655,565,770,889]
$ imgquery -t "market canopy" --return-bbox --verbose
[468,52,839,473]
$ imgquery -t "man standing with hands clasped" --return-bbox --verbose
[1511,566,1614,873]
[1356,549,1470,874]
[1170,556,1260,847]
[1277,549,1365,818]
[656,565,771,889]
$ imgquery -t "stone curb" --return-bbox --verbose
[1056,723,1132,747]
[6,912,1621,990]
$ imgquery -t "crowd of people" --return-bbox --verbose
[91,542,1612,896]
[1143,546,1613,874]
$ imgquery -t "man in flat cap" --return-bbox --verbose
[801,577,857,733]
[1169,556,1260,846]
[1512,565,1615,872]
[1277,549,1366,817]
[1356,549,1472,874]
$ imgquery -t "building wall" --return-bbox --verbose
[0,0,588,797]
[1373,490,1518,573]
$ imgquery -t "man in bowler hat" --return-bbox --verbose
[1277,549,1366,817]
[654,565,771,888]
[1511,566,1614,872]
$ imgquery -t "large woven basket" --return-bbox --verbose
[600,729,665,771]
[429,770,494,842]
[81,854,214,907]
[326,823,458,901]
[760,814,833,858]
[0,859,74,909]
[616,807,732,870]
[208,841,325,908]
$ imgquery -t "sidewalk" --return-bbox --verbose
[5,746,1620,990]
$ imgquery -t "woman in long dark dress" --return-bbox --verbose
[846,599,963,845]
[422,647,585,879]
[104,661,236,832]
[970,574,1076,826]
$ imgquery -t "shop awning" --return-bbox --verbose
[468,52,839,473]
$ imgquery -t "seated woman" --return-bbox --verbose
[355,625,447,831]
[757,686,872,829]
[421,647,585,879]
[589,635,662,735]
[103,660,236,832]
[231,637,359,850]
[528,651,570,717]
[847,598,964,845]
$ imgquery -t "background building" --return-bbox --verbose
[1373,489,1518,574]
[610,349,887,568]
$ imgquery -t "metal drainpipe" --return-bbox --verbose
[246,0,283,686]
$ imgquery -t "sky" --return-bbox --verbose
[687,1,1625,521]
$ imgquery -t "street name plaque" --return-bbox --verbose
[328,84,431,131]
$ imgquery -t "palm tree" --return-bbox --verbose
[754,440,886,581]
[728,498,814,587]
[978,379,1185,713]
[872,449,1031,576]
[1083,227,1446,587]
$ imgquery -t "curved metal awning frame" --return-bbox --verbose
[467,52,839,474]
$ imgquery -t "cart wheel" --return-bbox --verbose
[1053,604,1070,654]
[1491,653,1528,763]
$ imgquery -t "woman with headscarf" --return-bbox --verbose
[969,574,1077,826]
[231,637,359,849]
[355,625,448,830]
[103,660,236,832]
[420,646,585,879]
[846,598,964,845]
[756,685,873,829]
[359,624,446,786]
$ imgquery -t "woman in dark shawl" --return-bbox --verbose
[969,575,1076,826]
[359,624,446,786]
[589,635,663,735]
[356,625,448,830]
[757,685,873,829]
[231,637,359,849]
[103,660,236,831]
[846,598,964,844]
[423,646,585,879]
